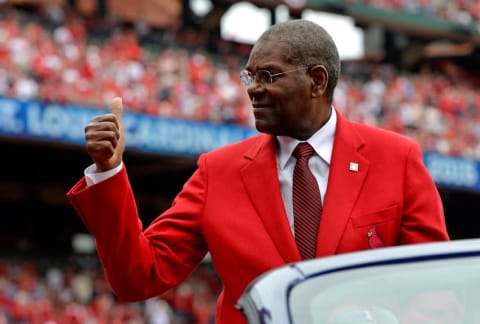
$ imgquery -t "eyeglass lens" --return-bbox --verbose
[256,70,272,84]
[240,70,273,86]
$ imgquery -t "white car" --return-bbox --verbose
[236,239,480,324]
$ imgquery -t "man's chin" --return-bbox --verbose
[254,122,276,135]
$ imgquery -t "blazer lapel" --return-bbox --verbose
[240,135,299,263]
[317,113,370,257]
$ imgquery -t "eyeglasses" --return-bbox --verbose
[240,67,309,87]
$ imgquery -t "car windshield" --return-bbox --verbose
[289,256,480,324]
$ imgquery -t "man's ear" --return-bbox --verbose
[310,65,328,97]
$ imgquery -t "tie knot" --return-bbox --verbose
[293,142,314,159]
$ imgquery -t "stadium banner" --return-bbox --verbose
[0,96,258,157]
[424,152,480,192]
[2,96,480,192]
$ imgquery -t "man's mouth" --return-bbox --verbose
[252,103,271,109]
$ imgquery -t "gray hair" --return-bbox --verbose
[257,19,341,102]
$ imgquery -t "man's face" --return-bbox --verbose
[244,40,322,140]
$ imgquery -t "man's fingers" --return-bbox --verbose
[84,97,125,171]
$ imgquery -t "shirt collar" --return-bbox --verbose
[277,107,337,170]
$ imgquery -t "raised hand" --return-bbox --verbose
[85,97,126,172]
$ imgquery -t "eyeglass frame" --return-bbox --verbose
[239,66,311,87]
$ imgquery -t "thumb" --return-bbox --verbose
[110,96,125,158]
[110,96,123,128]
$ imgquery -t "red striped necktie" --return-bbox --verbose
[292,142,322,260]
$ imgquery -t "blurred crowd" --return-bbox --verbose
[0,4,253,126]
[0,256,220,324]
[336,61,480,159]
[348,0,480,29]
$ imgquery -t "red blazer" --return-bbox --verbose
[67,111,449,324]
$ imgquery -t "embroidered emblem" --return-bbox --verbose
[349,162,359,172]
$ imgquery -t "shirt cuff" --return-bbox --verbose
[84,162,123,187]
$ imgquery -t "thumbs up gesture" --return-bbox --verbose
[85,97,126,172]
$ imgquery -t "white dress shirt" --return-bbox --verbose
[276,108,336,233]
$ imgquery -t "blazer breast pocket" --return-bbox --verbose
[351,205,400,248]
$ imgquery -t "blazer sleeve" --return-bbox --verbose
[66,162,208,302]
[400,142,450,243]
